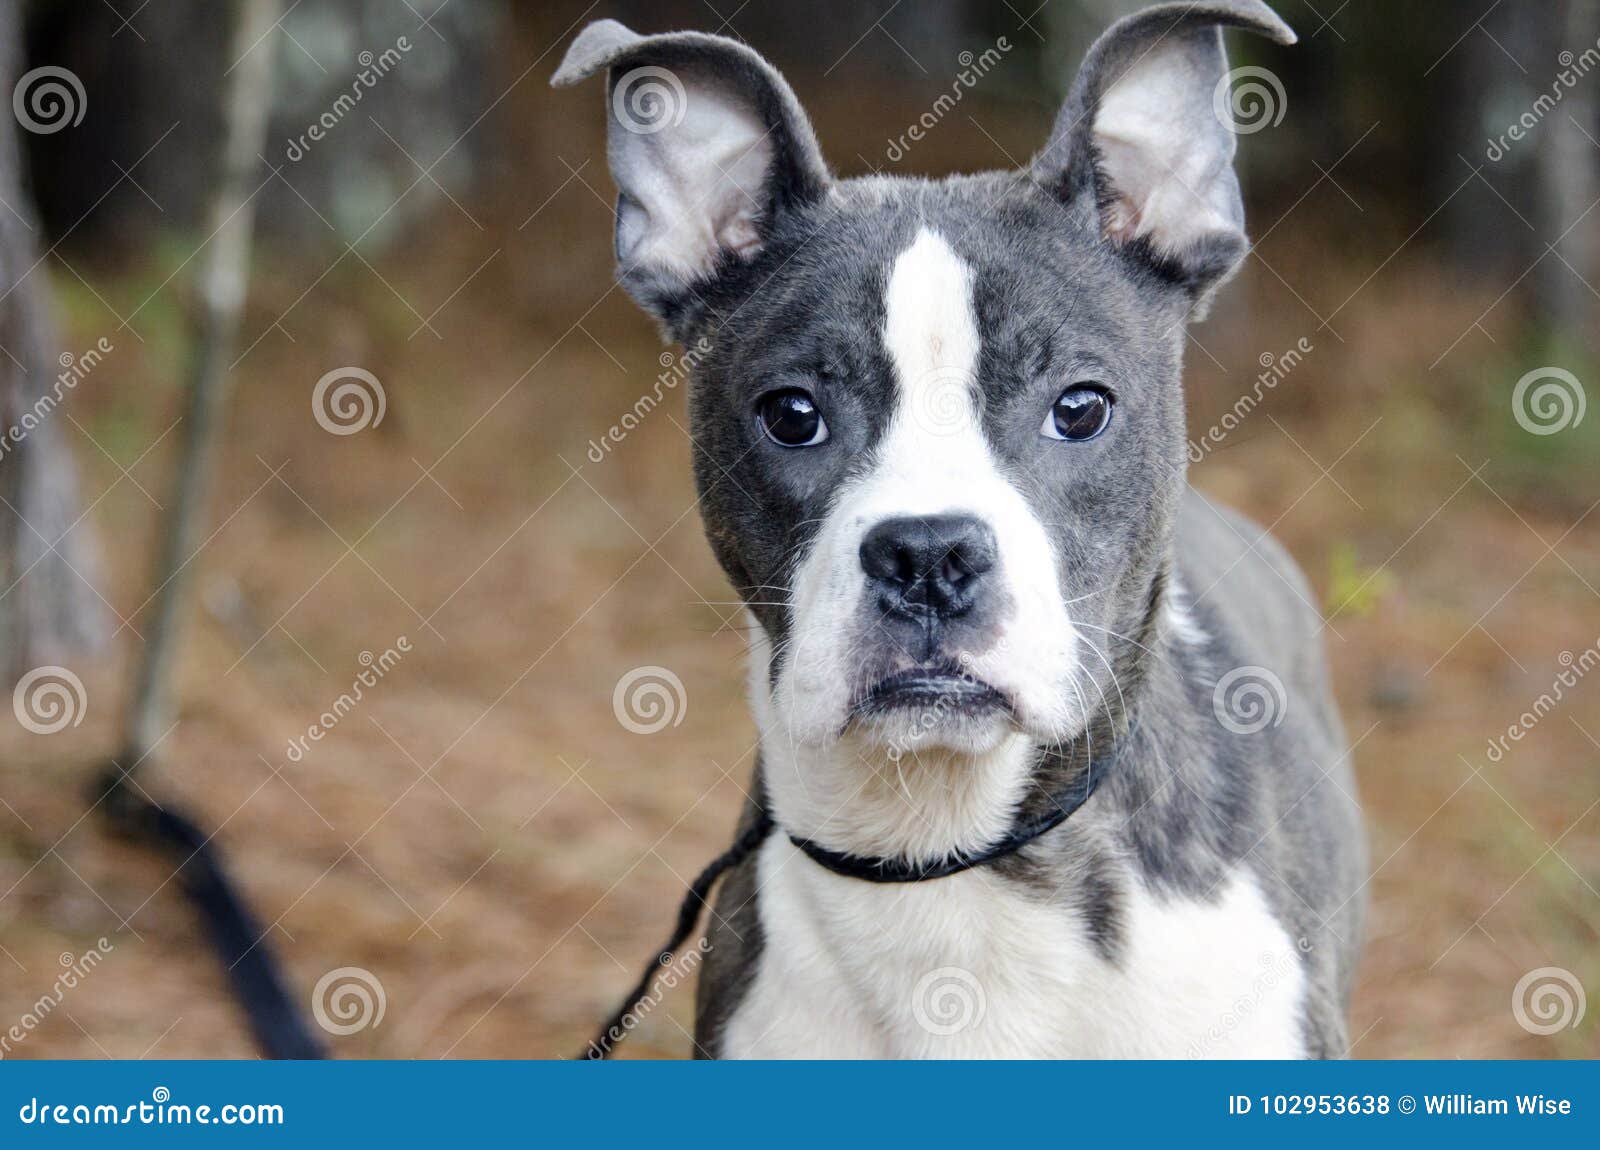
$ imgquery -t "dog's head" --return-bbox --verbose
[556,3,1290,775]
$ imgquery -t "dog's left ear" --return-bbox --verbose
[1034,0,1294,312]
[553,20,831,336]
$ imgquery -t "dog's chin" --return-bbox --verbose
[843,668,1018,756]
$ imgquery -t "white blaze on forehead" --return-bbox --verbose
[883,228,981,404]
[861,227,992,516]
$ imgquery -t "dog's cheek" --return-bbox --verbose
[990,496,1085,736]
[766,516,863,745]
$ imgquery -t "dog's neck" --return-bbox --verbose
[756,715,1041,864]
[744,579,1182,865]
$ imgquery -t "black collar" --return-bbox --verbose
[581,719,1140,1056]
[784,720,1139,883]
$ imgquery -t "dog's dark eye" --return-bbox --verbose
[758,389,829,447]
[1042,384,1113,442]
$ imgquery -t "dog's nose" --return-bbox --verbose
[859,514,997,619]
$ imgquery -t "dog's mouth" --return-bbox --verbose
[850,663,1013,722]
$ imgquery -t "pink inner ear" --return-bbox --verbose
[614,76,777,278]
[1094,133,1158,245]
[720,216,763,257]
[1101,193,1142,245]
[1088,35,1245,259]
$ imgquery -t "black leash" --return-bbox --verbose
[580,722,1138,1058]
[94,766,326,1060]
[580,811,774,1059]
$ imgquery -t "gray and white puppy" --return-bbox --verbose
[554,0,1365,1058]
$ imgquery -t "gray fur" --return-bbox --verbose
[553,0,1365,1059]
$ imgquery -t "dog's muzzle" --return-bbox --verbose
[851,513,1013,721]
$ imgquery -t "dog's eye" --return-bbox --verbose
[758,389,829,447]
[1041,384,1113,442]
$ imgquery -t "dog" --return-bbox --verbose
[553,0,1366,1058]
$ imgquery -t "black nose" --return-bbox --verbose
[859,514,997,619]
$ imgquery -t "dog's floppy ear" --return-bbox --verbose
[553,20,831,334]
[1034,0,1294,311]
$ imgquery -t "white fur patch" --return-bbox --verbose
[722,840,1308,1059]
[1165,575,1209,647]
[759,227,1084,862]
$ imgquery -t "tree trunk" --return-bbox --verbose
[0,0,105,683]
[124,0,281,760]
[1535,0,1598,357]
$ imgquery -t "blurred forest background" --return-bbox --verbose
[1,0,1597,1058]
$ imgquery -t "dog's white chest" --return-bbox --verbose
[719,837,1307,1058]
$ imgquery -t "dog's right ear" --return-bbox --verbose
[553,20,831,335]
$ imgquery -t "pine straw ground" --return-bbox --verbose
[1,172,1598,1061]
